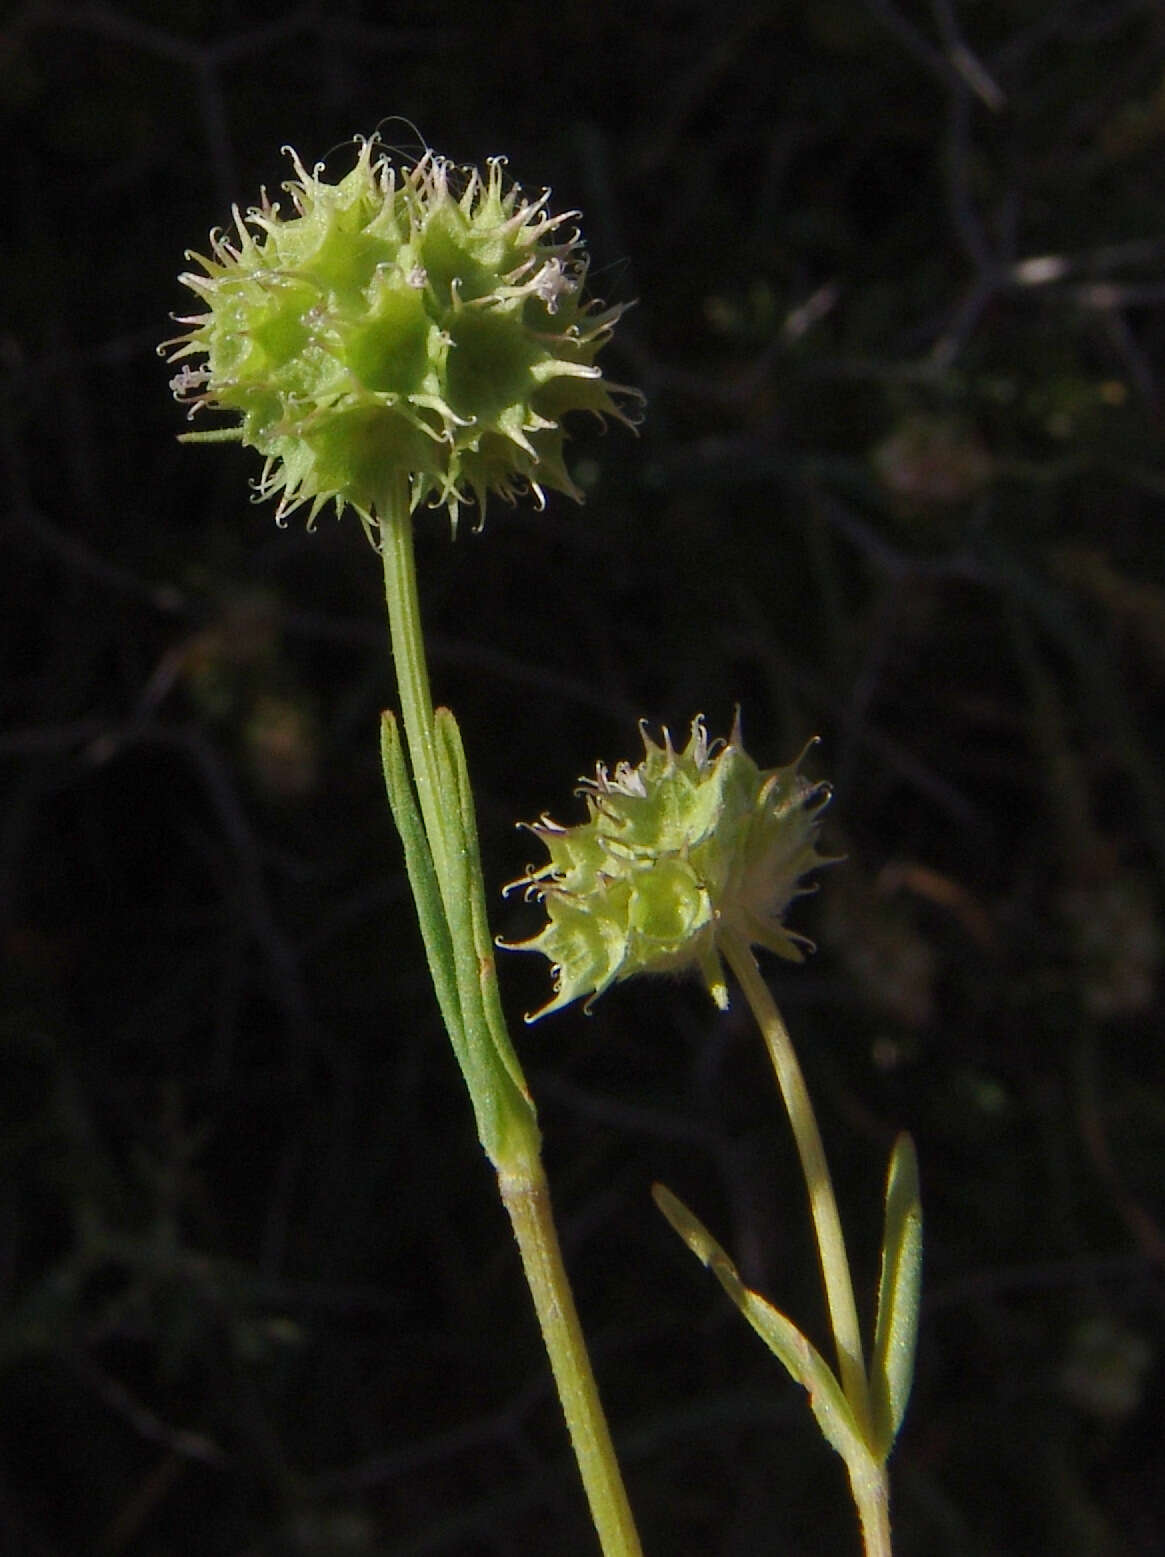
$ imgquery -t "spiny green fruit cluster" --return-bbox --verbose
[505,718,832,1019]
[164,138,638,536]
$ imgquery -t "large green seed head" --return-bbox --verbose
[505,718,833,1019]
[164,138,639,537]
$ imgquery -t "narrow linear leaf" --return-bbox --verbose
[380,712,465,1059]
[435,708,533,1112]
[870,1132,923,1459]
[652,1184,867,1469]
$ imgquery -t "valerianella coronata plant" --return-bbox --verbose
[163,138,638,536]
[506,717,832,1019]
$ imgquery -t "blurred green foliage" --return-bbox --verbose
[1,2,1163,1553]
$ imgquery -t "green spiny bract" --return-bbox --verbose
[164,138,639,537]
[504,717,832,1019]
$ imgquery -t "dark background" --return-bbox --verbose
[3,2,1164,1553]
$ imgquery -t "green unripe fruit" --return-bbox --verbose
[164,139,639,536]
[505,718,832,1019]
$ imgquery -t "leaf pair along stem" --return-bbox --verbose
[656,931,921,1557]
[377,483,643,1557]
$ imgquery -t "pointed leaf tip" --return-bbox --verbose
[870,1132,923,1459]
[653,1183,868,1470]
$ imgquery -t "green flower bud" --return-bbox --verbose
[504,717,832,1020]
[163,138,639,537]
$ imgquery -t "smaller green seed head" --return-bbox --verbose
[504,717,832,1020]
[163,138,639,538]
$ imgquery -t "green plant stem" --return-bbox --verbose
[849,1454,893,1557]
[501,1153,645,1557]
[377,483,643,1557]
[722,934,897,1557]
[720,931,872,1439]
[378,477,451,882]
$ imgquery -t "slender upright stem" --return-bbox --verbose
[501,1154,645,1557]
[376,483,644,1557]
[378,478,450,879]
[850,1459,893,1557]
[720,931,872,1438]
[722,933,898,1556]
